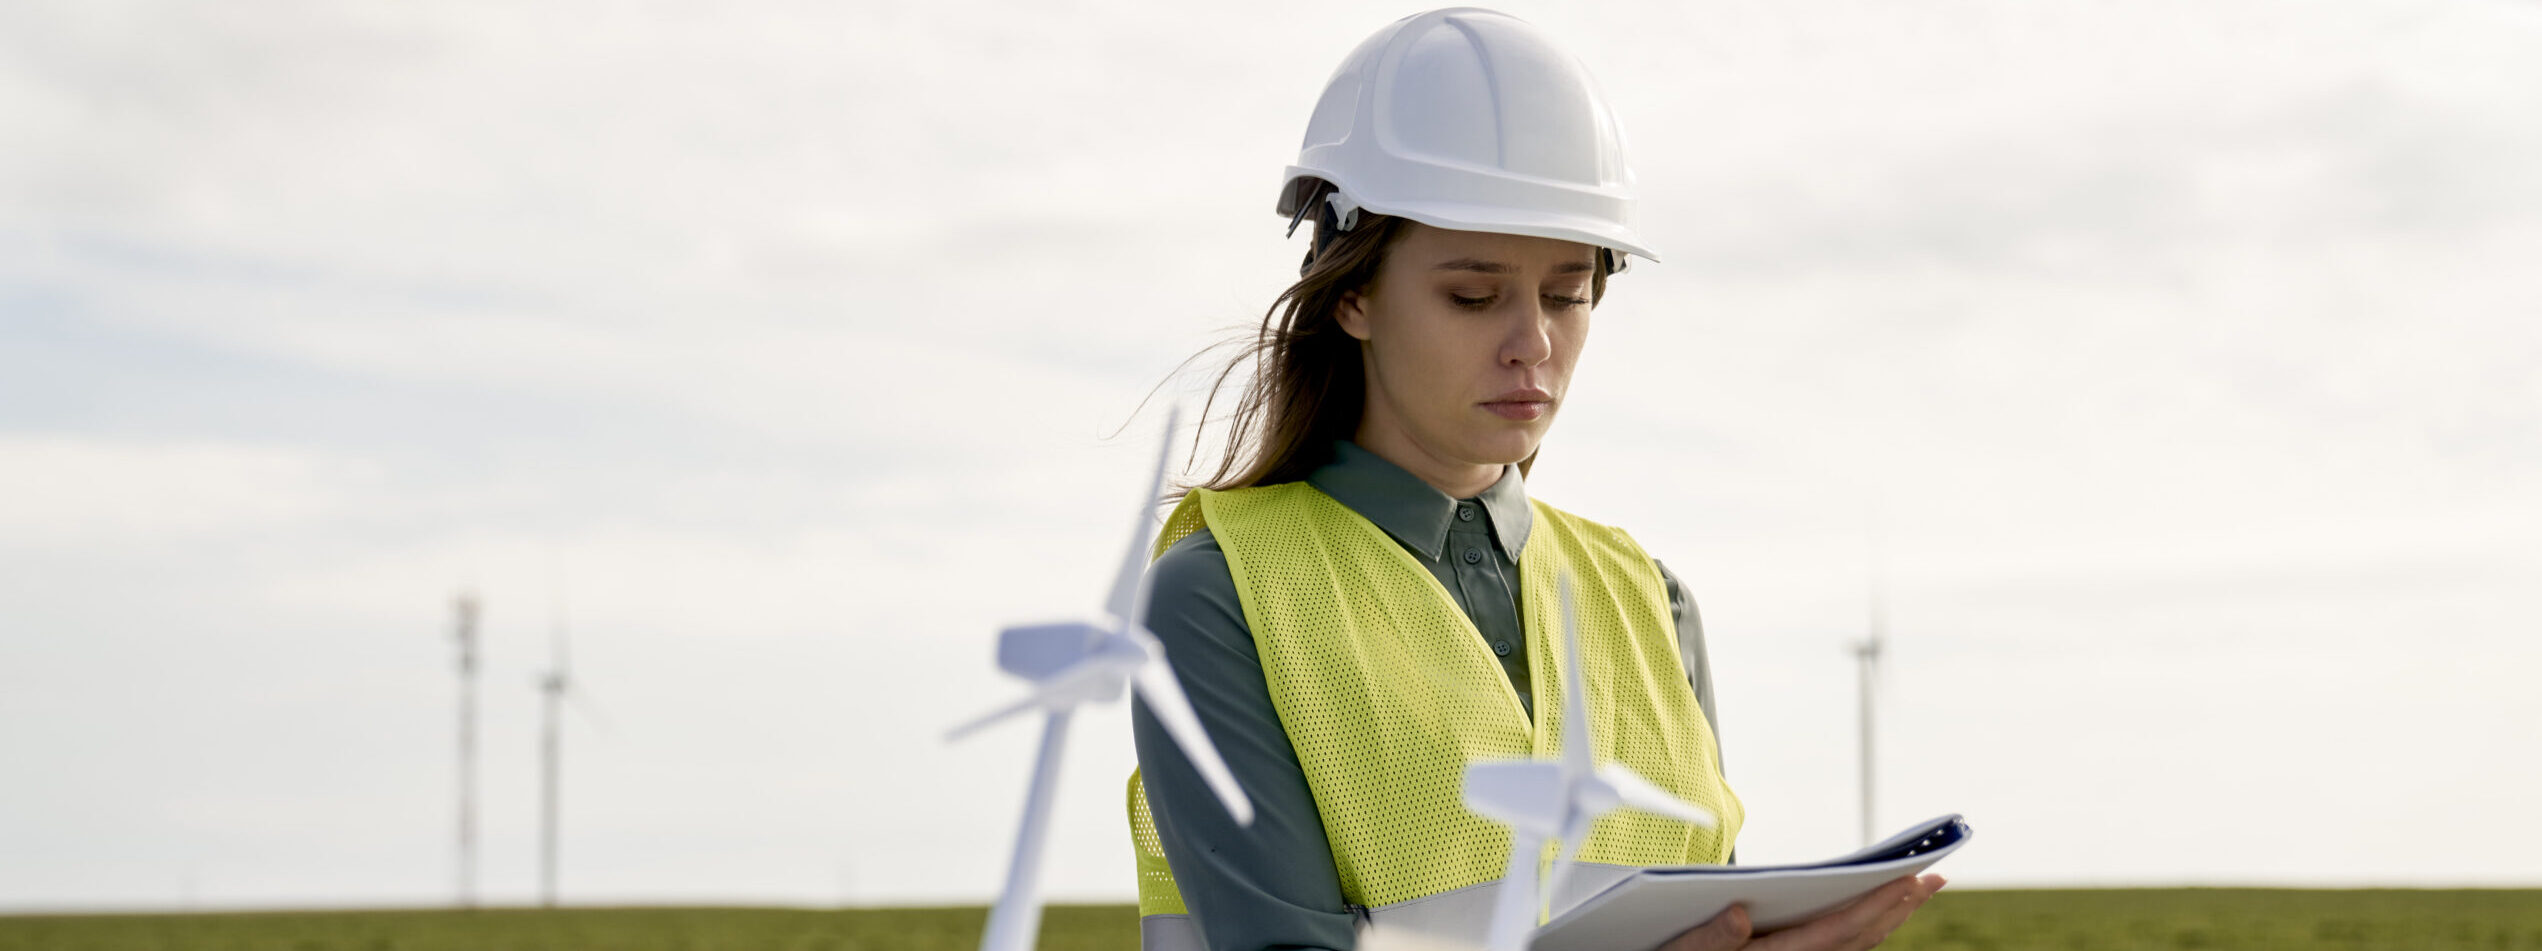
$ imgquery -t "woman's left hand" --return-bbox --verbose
[1656,873,1946,951]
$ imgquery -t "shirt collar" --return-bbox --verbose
[1305,438,1533,563]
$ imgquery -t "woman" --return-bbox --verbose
[1127,10,1943,951]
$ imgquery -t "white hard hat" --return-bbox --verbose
[1279,7,1658,273]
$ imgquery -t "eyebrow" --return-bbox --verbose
[1431,257,1596,275]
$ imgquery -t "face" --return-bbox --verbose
[1336,220,1599,478]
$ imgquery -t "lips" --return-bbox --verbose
[1481,388,1553,421]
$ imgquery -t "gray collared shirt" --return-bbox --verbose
[1129,439,1721,951]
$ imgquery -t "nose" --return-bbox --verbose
[1501,303,1554,368]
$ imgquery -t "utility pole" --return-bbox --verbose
[452,590,481,909]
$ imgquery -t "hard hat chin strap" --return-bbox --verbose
[1295,191,1365,278]
[1324,193,1364,233]
[1284,190,1359,239]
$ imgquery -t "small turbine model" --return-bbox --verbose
[946,407,1253,951]
[1463,573,1717,951]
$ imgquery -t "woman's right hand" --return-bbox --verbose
[1656,874,1946,951]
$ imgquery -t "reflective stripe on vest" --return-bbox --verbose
[1128,482,1743,947]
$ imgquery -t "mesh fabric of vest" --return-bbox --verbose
[1129,482,1742,919]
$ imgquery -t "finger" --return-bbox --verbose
[1661,902,1752,951]
[1850,875,1949,949]
[1853,889,1928,947]
[1747,876,1922,950]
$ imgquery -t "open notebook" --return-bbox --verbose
[1529,814,1973,951]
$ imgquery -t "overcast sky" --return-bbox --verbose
[2,0,2538,912]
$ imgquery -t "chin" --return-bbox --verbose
[1461,431,1541,468]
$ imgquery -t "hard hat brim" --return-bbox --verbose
[1340,196,1662,265]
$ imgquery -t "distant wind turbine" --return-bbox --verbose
[536,577,606,908]
[945,406,1253,951]
[450,589,481,909]
[1463,573,1718,951]
[1854,524,1887,848]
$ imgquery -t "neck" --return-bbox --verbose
[1352,416,1505,499]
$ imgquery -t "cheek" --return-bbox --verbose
[1550,315,1590,369]
[1390,313,1496,397]
[1372,327,1453,400]
[1368,303,1453,371]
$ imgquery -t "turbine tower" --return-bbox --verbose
[1852,631,1880,847]
[535,584,579,909]
[945,407,1254,951]
[1853,526,1888,848]
[451,590,481,909]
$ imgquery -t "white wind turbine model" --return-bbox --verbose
[1463,574,1718,951]
[946,407,1254,951]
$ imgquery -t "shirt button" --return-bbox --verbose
[1463,546,1483,565]
[1457,505,1477,522]
[1492,640,1512,656]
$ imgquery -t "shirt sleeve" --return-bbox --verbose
[1130,527,1360,951]
[1653,558,1721,764]
[1654,557,1734,866]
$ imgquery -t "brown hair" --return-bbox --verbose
[1158,186,1609,498]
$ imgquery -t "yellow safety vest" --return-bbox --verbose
[1127,481,1742,948]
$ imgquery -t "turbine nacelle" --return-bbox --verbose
[993,620,1115,682]
[947,619,1162,739]
[998,619,1145,705]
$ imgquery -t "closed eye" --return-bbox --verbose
[1449,292,1591,310]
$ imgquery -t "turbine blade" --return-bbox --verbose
[1105,406,1182,627]
[1598,764,1717,828]
[953,649,1144,742]
[945,692,1047,743]
[565,684,614,737]
[547,558,570,672]
[1556,573,1593,778]
[1462,760,1567,832]
[1131,650,1254,825]
[1126,407,1183,634]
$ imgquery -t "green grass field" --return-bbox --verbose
[4,890,2537,951]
